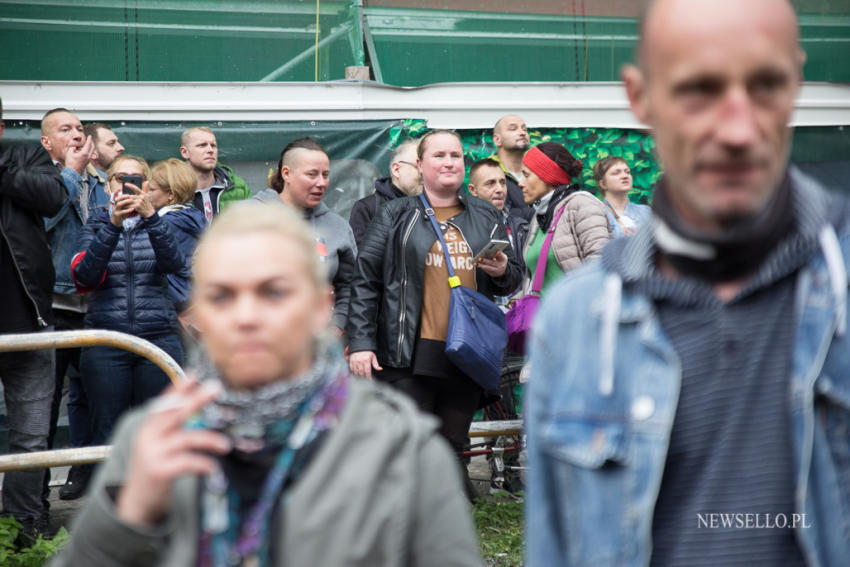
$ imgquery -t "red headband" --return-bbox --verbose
[522,146,572,187]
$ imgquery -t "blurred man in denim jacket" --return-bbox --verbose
[526,1,850,566]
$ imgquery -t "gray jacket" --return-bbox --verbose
[253,189,357,330]
[51,379,483,567]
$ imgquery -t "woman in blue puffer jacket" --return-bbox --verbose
[72,154,185,447]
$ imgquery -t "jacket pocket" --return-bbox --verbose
[539,420,639,565]
[814,376,850,540]
[541,420,630,468]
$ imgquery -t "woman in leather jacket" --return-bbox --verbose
[72,154,185,449]
[348,130,522,481]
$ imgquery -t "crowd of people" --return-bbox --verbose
[0,0,848,565]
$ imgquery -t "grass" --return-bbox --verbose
[473,491,524,567]
[0,517,69,567]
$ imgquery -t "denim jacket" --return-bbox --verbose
[526,168,850,567]
[44,165,109,294]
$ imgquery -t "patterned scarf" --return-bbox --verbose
[189,338,350,567]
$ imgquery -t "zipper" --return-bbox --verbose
[0,222,47,327]
[396,212,419,358]
[125,231,135,334]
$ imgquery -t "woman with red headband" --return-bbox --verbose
[517,142,611,296]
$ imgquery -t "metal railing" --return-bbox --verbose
[0,330,185,473]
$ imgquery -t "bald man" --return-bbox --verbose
[489,114,533,220]
[526,1,850,565]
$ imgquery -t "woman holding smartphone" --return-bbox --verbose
[72,154,185,450]
[54,202,482,567]
[348,130,522,489]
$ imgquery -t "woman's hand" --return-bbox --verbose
[476,250,508,278]
[349,350,382,379]
[110,192,137,227]
[115,380,231,527]
[129,181,156,219]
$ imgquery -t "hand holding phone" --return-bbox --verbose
[475,239,510,261]
[122,174,143,195]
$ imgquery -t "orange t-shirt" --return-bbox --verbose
[419,206,477,341]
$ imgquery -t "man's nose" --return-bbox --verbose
[116,143,125,152]
[715,86,760,149]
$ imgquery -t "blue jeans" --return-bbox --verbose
[80,333,183,446]
[0,330,55,526]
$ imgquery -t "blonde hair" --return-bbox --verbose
[150,158,198,204]
[193,201,327,289]
[106,154,151,181]
[181,126,215,148]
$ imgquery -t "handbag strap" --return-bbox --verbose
[530,203,568,294]
[418,193,462,289]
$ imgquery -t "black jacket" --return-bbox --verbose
[0,142,67,327]
[349,177,405,244]
[348,192,522,368]
[505,174,533,221]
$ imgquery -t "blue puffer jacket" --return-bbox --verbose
[158,204,206,312]
[72,210,184,338]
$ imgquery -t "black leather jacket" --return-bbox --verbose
[0,142,67,327]
[348,192,522,368]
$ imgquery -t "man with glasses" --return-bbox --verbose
[349,139,421,244]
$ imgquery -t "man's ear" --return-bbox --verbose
[468,183,478,197]
[179,146,189,160]
[492,132,502,148]
[89,147,99,162]
[40,135,52,153]
[622,64,650,126]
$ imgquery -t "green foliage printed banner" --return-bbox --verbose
[391,119,661,204]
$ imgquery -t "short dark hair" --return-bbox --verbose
[269,137,327,193]
[468,158,503,185]
[84,123,113,144]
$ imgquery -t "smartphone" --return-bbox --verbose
[122,174,143,195]
[475,239,510,260]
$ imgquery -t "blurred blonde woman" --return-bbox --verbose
[55,202,482,567]
[149,158,205,311]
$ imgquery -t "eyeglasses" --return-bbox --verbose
[111,173,147,182]
[396,160,418,168]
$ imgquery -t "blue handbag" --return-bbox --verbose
[419,193,507,390]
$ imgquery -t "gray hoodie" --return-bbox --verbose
[253,189,357,329]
